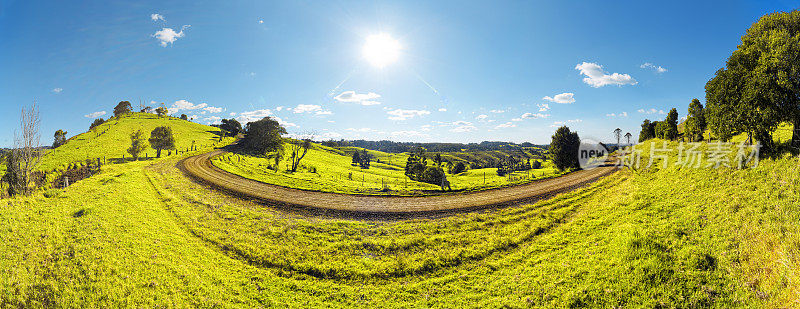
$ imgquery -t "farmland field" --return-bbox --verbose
[211,145,561,196]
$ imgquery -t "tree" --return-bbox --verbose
[140,106,152,113]
[219,118,242,136]
[89,118,105,130]
[613,128,622,149]
[3,104,42,196]
[665,108,679,140]
[114,101,132,117]
[624,132,632,145]
[149,126,176,158]
[530,160,542,169]
[358,149,372,168]
[639,119,655,142]
[420,166,447,189]
[127,129,148,160]
[180,114,188,121]
[449,161,466,174]
[242,117,286,155]
[53,129,67,148]
[405,148,428,181]
[155,103,168,117]
[288,137,312,172]
[685,98,707,142]
[351,151,361,165]
[433,153,442,166]
[548,126,580,171]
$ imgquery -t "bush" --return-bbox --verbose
[450,161,466,174]
[419,166,446,186]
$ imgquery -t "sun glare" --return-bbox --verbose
[362,33,401,68]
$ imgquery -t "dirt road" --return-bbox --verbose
[180,149,618,214]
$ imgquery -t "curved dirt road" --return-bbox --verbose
[180,149,618,214]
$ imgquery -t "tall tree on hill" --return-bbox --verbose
[4,104,42,196]
[705,10,800,150]
[53,129,67,148]
[639,119,654,142]
[685,98,706,142]
[149,126,176,158]
[114,101,132,117]
[548,125,580,171]
[351,151,361,166]
[90,118,105,130]
[180,114,188,121]
[613,128,622,148]
[665,108,679,140]
[624,132,632,145]
[242,117,286,155]
[127,129,148,161]
[155,103,168,117]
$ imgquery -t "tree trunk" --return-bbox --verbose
[156,148,162,158]
[792,116,800,149]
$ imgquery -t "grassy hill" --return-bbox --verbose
[0,135,798,306]
[39,113,225,171]
[211,143,560,195]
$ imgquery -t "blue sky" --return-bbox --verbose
[0,0,796,147]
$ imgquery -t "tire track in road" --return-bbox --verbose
[180,149,619,214]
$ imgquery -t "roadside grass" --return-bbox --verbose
[211,144,561,196]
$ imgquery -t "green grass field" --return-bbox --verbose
[1,116,799,306]
[211,143,561,196]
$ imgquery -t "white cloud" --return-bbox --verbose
[203,116,222,124]
[606,112,628,118]
[346,127,375,133]
[152,25,190,47]
[450,125,477,133]
[290,104,332,115]
[537,103,550,112]
[420,124,434,131]
[637,108,665,115]
[451,120,472,126]
[84,111,106,118]
[520,112,549,119]
[387,109,430,121]
[511,118,523,122]
[150,13,165,21]
[575,62,637,87]
[550,119,583,127]
[235,109,271,123]
[438,108,447,112]
[52,88,63,94]
[258,20,264,24]
[170,100,206,112]
[276,106,284,111]
[490,109,505,113]
[476,114,488,121]
[495,122,515,129]
[542,93,575,104]
[204,106,223,113]
[640,62,667,73]
[334,91,381,106]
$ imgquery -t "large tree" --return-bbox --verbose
[219,118,242,137]
[288,138,312,172]
[639,119,655,142]
[705,10,800,150]
[149,126,176,158]
[89,118,105,130]
[114,101,132,117]
[613,128,622,148]
[664,108,679,140]
[242,117,286,155]
[548,125,580,171]
[684,98,706,142]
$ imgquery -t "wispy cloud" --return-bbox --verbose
[606,111,628,117]
[637,108,666,115]
[52,88,63,94]
[550,119,583,127]
[640,62,667,73]
[575,62,637,87]
[537,103,550,112]
[334,91,381,106]
[150,13,165,21]
[520,112,549,119]
[450,125,477,133]
[387,109,430,121]
[290,104,332,115]
[84,111,106,118]
[542,93,574,104]
[495,122,515,129]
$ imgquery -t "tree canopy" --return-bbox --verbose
[114,101,132,117]
[548,126,580,171]
[242,117,286,155]
[149,126,176,158]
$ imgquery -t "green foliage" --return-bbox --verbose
[127,129,148,160]
[219,118,242,136]
[548,126,580,171]
[154,104,168,117]
[404,148,428,181]
[242,117,286,155]
[685,99,706,142]
[89,118,105,130]
[665,108,679,140]
[113,101,132,117]
[148,126,176,158]
[180,114,188,121]
[639,119,655,142]
[52,129,67,148]
[449,161,466,174]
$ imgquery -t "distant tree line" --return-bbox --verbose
[323,140,546,153]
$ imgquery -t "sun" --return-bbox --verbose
[362,33,401,68]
